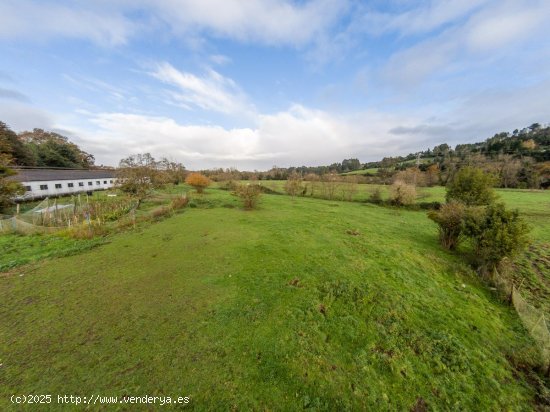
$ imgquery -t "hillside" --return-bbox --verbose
[1,188,547,410]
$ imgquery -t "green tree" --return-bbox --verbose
[18,128,94,168]
[446,166,496,206]
[0,122,34,165]
[0,154,25,213]
[463,203,530,271]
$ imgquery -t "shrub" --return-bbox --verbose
[170,195,189,210]
[428,201,465,250]
[368,187,383,204]
[218,180,238,191]
[285,174,304,197]
[185,173,210,193]
[463,202,530,271]
[340,176,358,201]
[151,206,172,220]
[234,183,262,210]
[446,166,496,206]
[390,180,416,206]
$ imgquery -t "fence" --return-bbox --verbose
[0,216,63,235]
[491,269,550,375]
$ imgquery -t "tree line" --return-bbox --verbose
[0,122,95,169]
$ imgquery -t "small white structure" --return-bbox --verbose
[10,168,117,200]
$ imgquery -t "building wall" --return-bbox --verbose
[19,178,116,200]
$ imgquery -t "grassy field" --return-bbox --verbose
[341,168,379,176]
[1,186,548,410]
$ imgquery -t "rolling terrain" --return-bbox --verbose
[2,186,549,410]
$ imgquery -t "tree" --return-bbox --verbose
[18,128,94,168]
[116,153,160,207]
[185,173,210,193]
[425,164,440,187]
[0,154,25,213]
[395,167,426,187]
[158,158,186,185]
[498,155,521,188]
[0,122,34,165]
[446,166,496,206]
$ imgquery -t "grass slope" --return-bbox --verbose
[0,190,543,410]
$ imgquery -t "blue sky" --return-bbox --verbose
[1,0,549,169]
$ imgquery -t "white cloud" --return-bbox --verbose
[379,0,550,89]
[465,1,549,52]
[146,0,346,46]
[0,1,134,46]
[71,105,422,169]
[151,62,254,115]
[0,0,346,47]
[359,0,490,36]
[209,54,232,65]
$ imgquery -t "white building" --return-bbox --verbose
[10,168,117,200]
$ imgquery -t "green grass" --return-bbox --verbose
[341,167,379,176]
[255,181,550,238]
[0,233,104,272]
[1,188,546,410]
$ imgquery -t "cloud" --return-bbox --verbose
[0,102,55,131]
[359,0,490,36]
[70,104,423,169]
[209,54,232,65]
[146,0,347,46]
[465,1,549,52]
[0,0,346,48]
[0,1,134,46]
[0,88,30,102]
[151,62,254,115]
[378,0,550,90]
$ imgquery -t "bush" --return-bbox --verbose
[285,174,305,197]
[428,201,465,250]
[185,173,211,193]
[170,195,189,210]
[234,183,262,210]
[463,202,530,271]
[151,206,172,220]
[390,180,416,206]
[446,166,496,206]
[218,180,238,191]
[368,187,383,204]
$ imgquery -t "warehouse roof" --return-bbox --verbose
[9,168,116,182]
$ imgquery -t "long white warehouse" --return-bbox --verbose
[10,168,117,200]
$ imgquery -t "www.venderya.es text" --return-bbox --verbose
[10,394,190,406]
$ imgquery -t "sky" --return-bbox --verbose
[0,0,549,170]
